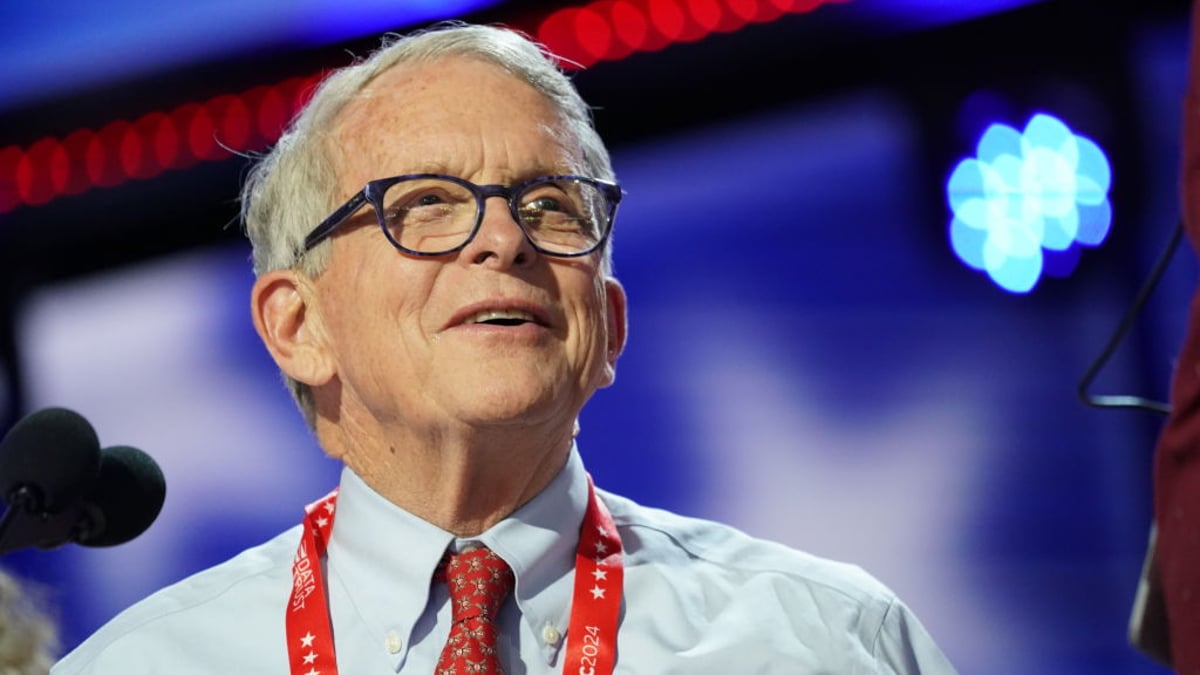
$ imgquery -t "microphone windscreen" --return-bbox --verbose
[0,407,100,511]
[80,445,166,547]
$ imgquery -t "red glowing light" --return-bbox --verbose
[16,138,64,206]
[539,8,588,67]
[61,129,95,196]
[170,104,203,170]
[687,0,723,34]
[129,112,166,179]
[188,107,218,161]
[749,0,783,22]
[45,139,70,195]
[119,124,145,179]
[608,1,648,58]
[148,112,180,170]
[723,0,757,29]
[96,121,130,187]
[85,134,106,187]
[673,0,708,42]
[257,86,289,142]
[0,146,22,212]
[210,94,252,155]
[574,7,614,62]
[14,152,37,207]
[648,0,686,44]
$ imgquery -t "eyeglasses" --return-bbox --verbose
[303,174,622,258]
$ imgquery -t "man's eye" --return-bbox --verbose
[526,196,568,213]
[415,193,446,206]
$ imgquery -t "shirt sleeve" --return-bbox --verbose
[870,597,959,675]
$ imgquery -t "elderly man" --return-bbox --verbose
[54,23,955,675]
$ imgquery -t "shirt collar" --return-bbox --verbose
[325,445,589,667]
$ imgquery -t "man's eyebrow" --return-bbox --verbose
[410,161,452,175]
[401,162,577,182]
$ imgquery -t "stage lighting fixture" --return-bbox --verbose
[946,113,1111,293]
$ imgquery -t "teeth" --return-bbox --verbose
[465,309,536,324]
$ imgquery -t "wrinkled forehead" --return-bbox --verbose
[325,56,583,188]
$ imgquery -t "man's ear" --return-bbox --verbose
[600,277,628,388]
[250,270,335,387]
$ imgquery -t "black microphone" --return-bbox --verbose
[77,445,166,547]
[0,409,167,554]
[0,407,101,514]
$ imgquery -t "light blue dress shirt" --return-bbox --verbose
[53,447,956,674]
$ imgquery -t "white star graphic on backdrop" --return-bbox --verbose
[303,652,317,665]
[590,585,605,600]
[591,568,607,581]
[300,632,316,648]
[594,541,608,554]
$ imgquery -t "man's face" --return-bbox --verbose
[304,56,624,438]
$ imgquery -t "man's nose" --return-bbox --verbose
[461,196,535,267]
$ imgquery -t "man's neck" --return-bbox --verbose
[318,418,574,536]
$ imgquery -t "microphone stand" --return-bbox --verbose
[0,485,94,556]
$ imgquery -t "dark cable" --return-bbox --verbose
[1076,217,1184,416]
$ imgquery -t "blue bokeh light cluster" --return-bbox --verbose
[947,113,1112,293]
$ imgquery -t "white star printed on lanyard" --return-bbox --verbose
[590,584,606,600]
[300,632,316,648]
[594,540,608,555]
[303,652,318,665]
[591,567,607,581]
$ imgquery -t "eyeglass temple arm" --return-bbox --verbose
[303,191,370,251]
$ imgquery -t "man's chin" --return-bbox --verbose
[452,389,574,430]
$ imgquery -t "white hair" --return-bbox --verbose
[0,569,58,675]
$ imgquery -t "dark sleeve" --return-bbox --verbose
[1153,0,1200,668]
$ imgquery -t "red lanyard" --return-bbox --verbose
[285,475,623,675]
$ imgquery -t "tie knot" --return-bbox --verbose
[439,546,514,623]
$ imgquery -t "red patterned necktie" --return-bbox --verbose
[434,546,515,675]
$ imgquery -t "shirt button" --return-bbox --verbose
[385,631,403,654]
[542,623,562,645]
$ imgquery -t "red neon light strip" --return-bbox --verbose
[537,0,847,68]
[0,0,844,214]
[0,75,322,213]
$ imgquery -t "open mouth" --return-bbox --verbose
[463,309,540,327]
